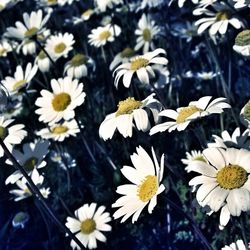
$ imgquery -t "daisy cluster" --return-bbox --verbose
[0,0,250,249]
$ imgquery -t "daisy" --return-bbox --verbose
[139,0,165,9]
[45,33,75,60]
[50,151,77,170]
[88,24,121,48]
[233,30,250,57]
[36,119,80,141]
[222,239,247,250]
[195,71,218,80]
[64,54,91,79]
[5,140,50,184]
[35,50,51,72]
[112,146,165,223]
[35,77,86,125]
[0,116,27,158]
[9,169,50,202]
[0,39,12,57]
[234,0,250,8]
[177,0,199,8]
[12,212,30,229]
[150,96,231,134]
[94,0,123,12]
[1,63,38,94]
[113,48,168,88]
[187,147,250,226]
[181,150,207,166]
[240,100,250,128]
[195,3,243,35]
[73,9,95,24]
[99,94,162,140]
[207,127,250,149]
[65,203,112,249]
[134,14,160,53]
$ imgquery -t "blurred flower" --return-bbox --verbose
[234,0,250,8]
[188,147,250,227]
[0,116,27,158]
[134,14,160,53]
[240,100,250,128]
[73,9,95,24]
[233,30,250,57]
[0,39,12,57]
[99,94,162,140]
[150,96,231,134]
[1,62,38,95]
[139,0,165,9]
[50,151,77,170]
[170,22,197,42]
[35,77,86,125]
[12,212,29,229]
[37,119,80,141]
[5,140,50,184]
[88,24,121,48]
[181,150,207,167]
[66,203,112,249]
[95,0,123,12]
[113,48,168,88]
[37,0,79,7]
[112,146,165,223]
[151,64,170,89]
[221,239,247,250]
[45,33,75,60]
[195,71,218,80]
[35,50,51,72]
[177,0,198,8]
[9,168,50,201]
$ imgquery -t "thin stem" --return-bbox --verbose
[0,138,85,249]
[239,216,248,247]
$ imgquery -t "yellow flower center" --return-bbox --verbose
[80,219,96,234]
[52,125,69,134]
[13,80,26,91]
[143,28,151,41]
[52,92,71,111]
[116,97,142,116]
[130,58,149,71]
[0,126,7,140]
[216,10,231,21]
[54,42,66,54]
[99,30,111,41]
[70,54,87,67]
[82,9,93,18]
[47,0,57,4]
[0,4,4,11]
[235,30,250,46]
[176,106,201,124]
[217,165,248,189]
[243,100,250,122]
[193,156,207,162]
[24,27,39,37]
[38,50,47,59]
[0,48,7,56]
[121,47,135,58]
[137,175,158,202]
[23,157,38,172]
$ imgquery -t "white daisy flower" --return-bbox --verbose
[45,33,75,60]
[0,39,12,57]
[35,50,51,72]
[113,48,168,88]
[234,0,250,8]
[35,77,86,125]
[139,0,165,9]
[1,63,38,95]
[150,96,231,134]
[196,71,218,80]
[99,93,162,140]
[112,146,165,223]
[207,127,250,149]
[233,30,250,57]
[88,24,121,48]
[36,119,80,141]
[221,239,247,250]
[195,3,243,35]
[240,100,250,128]
[188,147,250,226]
[5,140,50,184]
[134,14,160,53]
[0,116,27,158]
[9,169,50,202]
[177,0,199,8]
[73,9,95,24]
[181,150,207,166]
[66,203,112,250]
[94,0,123,12]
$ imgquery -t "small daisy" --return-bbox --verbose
[222,239,247,250]
[50,151,77,170]
[45,33,75,60]
[9,169,50,202]
[35,77,86,125]
[195,3,243,35]
[5,140,50,184]
[113,48,168,88]
[66,203,112,249]
[233,30,250,57]
[73,9,95,24]
[112,146,165,223]
[36,119,80,141]
[150,96,231,134]
[134,14,160,53]
[188,147,250,225]
[1,63,38,94]
[240,100,250,128]
[181,150,207,166]
[139,0,165,9]
[35,50,51,72]
[99,94,162,140]
[94,0,123,12]
[0,116,27,158]
[234,0,250,8]
[0,39,12,57]
[88,24,121,48]
[195,71,218,80]
[207,127,250,149]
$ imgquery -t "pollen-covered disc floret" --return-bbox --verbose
[116,97,142,116]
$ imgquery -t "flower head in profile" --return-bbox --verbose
[112,146,165,223]
[187,147,250,228]
[35,50,51,72]
[0,39,13,57]
[88,24,121,48]
[35,77,86,125]
[150,96,231,134]
[233,30,250,57]
[181,150,207,167]
[94,0,123,12]
[234,0,250,9]
[222,239,247,250]
[66,203,112,249]
[99,94,162,140]
[113,48,168,88]
[240,99,250,128]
